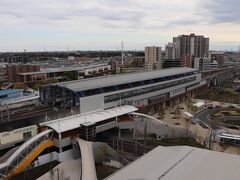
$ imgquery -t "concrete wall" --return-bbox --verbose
[34,149,73,167]
[118,121,188,139]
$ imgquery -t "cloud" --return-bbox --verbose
[0,0,239,51]
[0,0,200,29]
[200,0,240,23]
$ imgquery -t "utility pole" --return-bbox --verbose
[121,41,124,67]
[0,103,3,122]
[144,121,147,153]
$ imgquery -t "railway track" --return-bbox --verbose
[0,106,57,123]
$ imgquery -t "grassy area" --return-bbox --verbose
[144,138,204,149]
[212,110,240,117]
[222,120,240,126]
[222,80,233,88]
[204,88,240,104]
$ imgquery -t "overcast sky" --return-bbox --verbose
[0,0,239,52]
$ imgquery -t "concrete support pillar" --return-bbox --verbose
[163,101,166,109]
[59,133,62,153]
[118,127,121,138]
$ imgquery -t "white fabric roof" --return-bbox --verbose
[40,105,138,133]
[107,146,240,180]
[184,112,195,118]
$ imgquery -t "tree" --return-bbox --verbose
[186,97,193,112]
[13,83,28,90]
[32,79,58,90]
[63,71,78,81]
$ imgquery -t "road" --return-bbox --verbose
[195,108,217,124]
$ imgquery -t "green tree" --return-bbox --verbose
[13,83,29,90]
[63,71,78,81]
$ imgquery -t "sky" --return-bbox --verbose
[0,0,239,52]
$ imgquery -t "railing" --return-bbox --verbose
[0,129,54,179]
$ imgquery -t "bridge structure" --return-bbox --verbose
[202,66,240,87]
[0,129,54,179]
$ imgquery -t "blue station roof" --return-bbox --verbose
[0,89,24,96]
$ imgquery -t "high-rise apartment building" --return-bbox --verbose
[165,43,178,60]
[145,46,162,71]
[173,33,209,59]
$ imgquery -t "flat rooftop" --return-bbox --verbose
[0,89,23,96]
[107,146,240,180]
[18,63,110,76]
[50,67,197,92]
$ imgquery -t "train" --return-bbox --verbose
[0,125,38,147]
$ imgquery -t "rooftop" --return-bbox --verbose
[51,67,197,92]
[40,105,138,133]
[0,89,23,97]
[107,146,240,180]
[18,63,110,76]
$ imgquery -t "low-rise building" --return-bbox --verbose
[194,58,217,71]
[17,63,111,83]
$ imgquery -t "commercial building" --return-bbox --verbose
[211,52,225,67]
[17,64,111,83]
[194,58,218,71]
[145,46,162,71]
[40,67,206,114]
[173,33,209,59]
[6,64,40,83]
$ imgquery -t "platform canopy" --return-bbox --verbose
[40,105,138,133]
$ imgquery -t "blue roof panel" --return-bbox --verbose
[0,89,24,96]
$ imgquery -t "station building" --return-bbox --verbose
[40,67,207,113]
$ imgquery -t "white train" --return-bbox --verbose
[0,125,38,147]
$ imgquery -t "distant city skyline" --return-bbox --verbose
[0,0,239,52]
